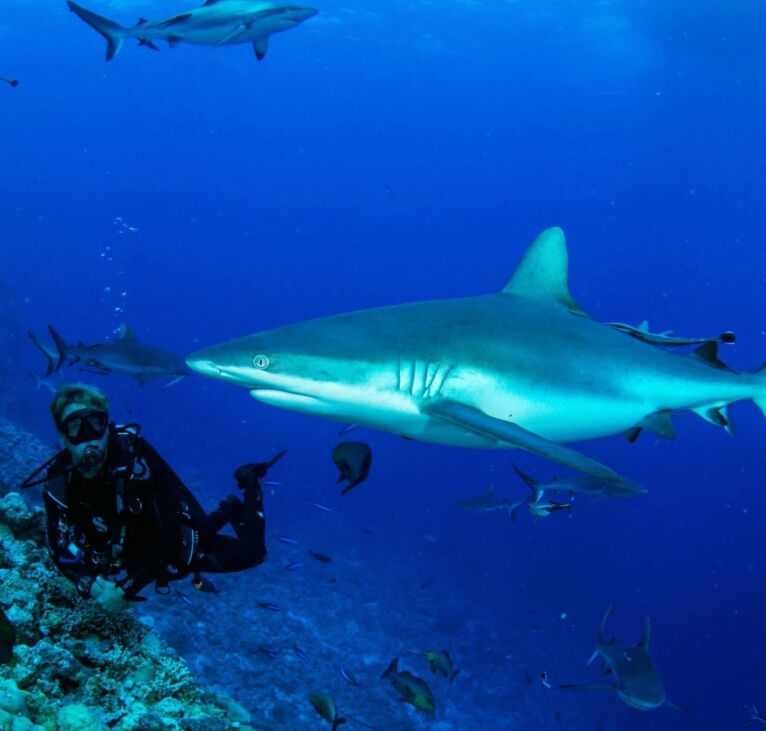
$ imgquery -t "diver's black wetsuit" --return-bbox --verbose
[43,425,266,599]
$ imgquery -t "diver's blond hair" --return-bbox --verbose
[50,384,109,425]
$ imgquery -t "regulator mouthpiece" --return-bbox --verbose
[81,444,105,471]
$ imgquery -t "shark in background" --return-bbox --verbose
[605,319,736,348]
[29,324,190,386]
[561,605,688,713]
[66,0,318,62]
[187,227,766,481]
[511,464,646,502]
[458,483,522,517]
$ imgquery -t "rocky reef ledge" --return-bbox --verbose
[0,420,254,731]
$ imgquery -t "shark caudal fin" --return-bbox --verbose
[755,362,766,419]
[47,327,71,374]
[67,1,126,61]
[511,463,544,502]
[587,604,613,665]
[28,330,62,376]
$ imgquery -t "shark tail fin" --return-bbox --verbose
[754,362,766,419]
[586,605,612,666]
[28,330,62,376]
[511,463,544,502]
[67,1,126,61]
[47,326,70,373]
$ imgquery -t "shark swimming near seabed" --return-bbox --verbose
[458,484,522,516]
[66,0,318,62]
[560,605,689,713]
[187,227,766,481]
[29,324,190,385]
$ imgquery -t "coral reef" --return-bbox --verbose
[0,418,52,498]
[0,489,256,731]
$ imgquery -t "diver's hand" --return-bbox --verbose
[90,578,130,613]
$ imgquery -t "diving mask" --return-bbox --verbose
[59,409,109,445]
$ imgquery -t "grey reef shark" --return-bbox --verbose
[29,324,190,386]
[561,605,689,713]
[187,227,766,482]
[66,0,318,61]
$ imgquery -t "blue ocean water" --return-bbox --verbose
[2,0,766,728]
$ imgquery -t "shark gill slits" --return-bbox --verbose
[252,354,270,369]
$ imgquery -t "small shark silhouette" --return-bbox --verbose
[29,325,189,385]
[511,464,646,502]
[606,320,735,348]
[561,605,689,713]
[67,0,317,62]
[458,483,522,516]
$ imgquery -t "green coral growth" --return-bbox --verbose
[0,488,254,731]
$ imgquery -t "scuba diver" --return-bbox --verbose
[22,384,284,611]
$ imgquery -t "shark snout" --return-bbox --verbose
[291,5,318,21]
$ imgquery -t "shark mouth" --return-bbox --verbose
[249,388,321,408]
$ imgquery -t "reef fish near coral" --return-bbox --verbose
[381,657,436,714]
[309,693,346,729]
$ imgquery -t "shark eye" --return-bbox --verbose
[252,354,270,370]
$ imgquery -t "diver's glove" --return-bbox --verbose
[233,450,286,495]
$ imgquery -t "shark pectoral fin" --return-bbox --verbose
[253,38,269,60]
[501,227,590,317]
[422,400,624,482]
[560,684,617,692]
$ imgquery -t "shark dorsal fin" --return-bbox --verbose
[637,320,649,332]
[502,227,588,316]
[638,616,651,650]
[118,324,137,341]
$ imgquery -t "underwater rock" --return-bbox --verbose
[0,468,255,731]
[0,418,52,498]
